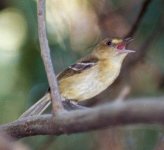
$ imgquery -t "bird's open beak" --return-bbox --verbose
[116,37,135,53]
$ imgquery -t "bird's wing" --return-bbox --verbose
[57,55,98,80]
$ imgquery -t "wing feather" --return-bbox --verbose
[57,55,98,80]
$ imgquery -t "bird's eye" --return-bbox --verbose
[106,40,112,46]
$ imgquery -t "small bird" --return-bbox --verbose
[20,37,134,117]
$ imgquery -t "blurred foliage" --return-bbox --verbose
[0,0,164,149]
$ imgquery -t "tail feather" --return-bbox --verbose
[19,93,51,118]
[19,93,88,119]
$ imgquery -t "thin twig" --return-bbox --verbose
[37,0,63,113]
[1,97,164,138]
[126,26,159,69]
[115,85,131,102]
[126,0,153,37]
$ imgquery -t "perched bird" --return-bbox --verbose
[20,37,134,118]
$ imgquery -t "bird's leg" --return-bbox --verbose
[62,99,88,111]
[69,100,88,109]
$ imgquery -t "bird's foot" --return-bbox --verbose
[62,100,87,111]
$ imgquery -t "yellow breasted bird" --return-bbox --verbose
[20,37,134,117]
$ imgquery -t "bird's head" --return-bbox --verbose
[94,37,135,62]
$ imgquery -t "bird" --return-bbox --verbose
[20,37,135,118]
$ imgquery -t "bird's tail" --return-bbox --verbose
[19,93,51,119]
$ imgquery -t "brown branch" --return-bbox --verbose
[126,0,153,37]
[1,97,164,138]
[37,0,63,113]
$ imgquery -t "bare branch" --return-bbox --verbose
[1,97,164,138]
[37,0,63,113]
[126,0,153,37]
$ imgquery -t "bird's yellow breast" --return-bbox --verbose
[59,60,121,102]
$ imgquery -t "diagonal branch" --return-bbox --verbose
[126,0,153,37]
[1,97,164,138]
[37,0,63,113]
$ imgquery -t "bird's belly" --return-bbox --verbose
[59,67,119,101]
[71,74,105,101]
